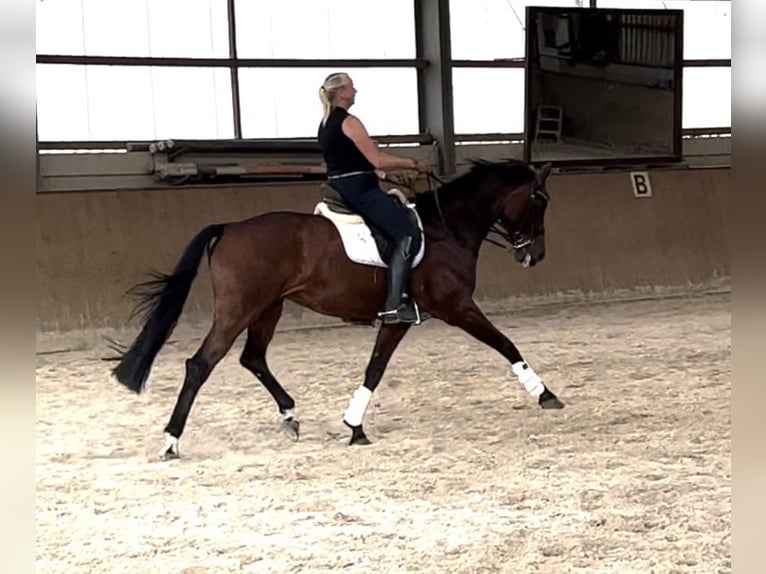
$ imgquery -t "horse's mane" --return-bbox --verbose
[414,159,535,214]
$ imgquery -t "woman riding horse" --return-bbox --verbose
[318,72,430,325]
[109,123,563,457]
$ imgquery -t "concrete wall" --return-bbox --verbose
[475,167,730,297]
[37,167,730,332]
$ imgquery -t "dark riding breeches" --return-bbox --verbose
[329,172,421,254]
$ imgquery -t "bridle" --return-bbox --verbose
[385,170,549,251]
[487,182,550,250]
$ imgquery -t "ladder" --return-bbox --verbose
[535,105,563,143]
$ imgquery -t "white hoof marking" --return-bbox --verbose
[159,432,179,460]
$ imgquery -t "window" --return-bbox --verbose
[595,0,730,129]
[36,65,233,141]
[668,0,730,60]
[683,67,731,128]
[449,0,582,60]
[36,0,230,58]
[452,69,525,134]
[237,67,418,138]
[235,0,416,59]
[595,0,730,59]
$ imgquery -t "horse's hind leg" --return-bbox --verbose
[161,317,245,460]
[343,323,411,446]
[239,301,300,441]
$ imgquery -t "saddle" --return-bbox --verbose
[315,184,424,267]
[322,186,357,216]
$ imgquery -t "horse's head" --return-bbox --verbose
[414,160,553,266]
[498,163,552,268]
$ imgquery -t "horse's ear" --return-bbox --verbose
[537,162,553,184]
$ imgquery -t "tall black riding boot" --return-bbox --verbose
[378,237,422,325]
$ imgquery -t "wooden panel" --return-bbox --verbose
[39,153,153,177]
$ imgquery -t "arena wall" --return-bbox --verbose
[37,167,730,332]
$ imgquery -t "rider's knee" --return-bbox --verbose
[407,232,421,255]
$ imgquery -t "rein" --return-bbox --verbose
[379,170,454,241]
[424,171,452,240]
[425,172,549,251]
[382,168,546,251]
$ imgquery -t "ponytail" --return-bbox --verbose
[319,73,350,126]
[319,86,332,126]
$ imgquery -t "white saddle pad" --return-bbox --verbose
[313,200,425,269]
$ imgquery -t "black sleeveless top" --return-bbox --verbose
[317,107,375,176]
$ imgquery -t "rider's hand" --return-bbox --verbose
[414,159,431,173]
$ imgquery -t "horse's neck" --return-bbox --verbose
[440,180,531,250]
[435,196,498,252]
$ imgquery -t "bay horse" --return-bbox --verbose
[110,159,564,459]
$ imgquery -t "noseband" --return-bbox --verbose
[511,184,550,248]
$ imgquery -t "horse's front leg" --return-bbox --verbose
[440,298,564,410]
[343,322,411,445]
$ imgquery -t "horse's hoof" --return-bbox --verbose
[159,433,180,460]
[160,448,180,461]
[539,390,565,410]
[349,433,372,446]
[344,422,372,446]
[281,417,300,442]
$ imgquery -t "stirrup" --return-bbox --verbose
[377,300,425,325]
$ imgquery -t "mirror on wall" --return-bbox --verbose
[524,7,684,166]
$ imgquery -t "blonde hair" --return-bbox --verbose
[319,72,350,126]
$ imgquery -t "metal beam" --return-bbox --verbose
[415,0,456,175]
[37,127,729,151]
[684,59,731,67]
[37,134,436,150]
[226,0,242,138]
[36,53,729,70]
[35,54,429,69]
[452,58,731,68]
[452,59,525,68]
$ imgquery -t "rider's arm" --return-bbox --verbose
[342,115,428,172]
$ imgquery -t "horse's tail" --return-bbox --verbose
[111,224,226,394]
